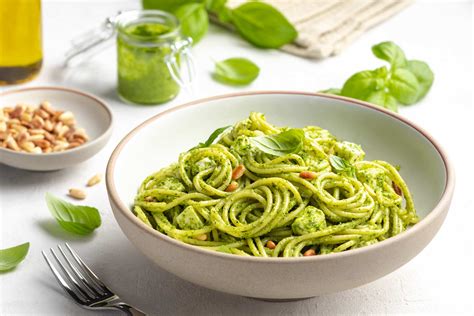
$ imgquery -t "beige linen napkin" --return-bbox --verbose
[226,0,414,58]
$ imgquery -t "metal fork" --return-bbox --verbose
[42,243,146,315]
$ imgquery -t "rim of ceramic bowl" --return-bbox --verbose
[106,91,455,263]
[0,86,113,156]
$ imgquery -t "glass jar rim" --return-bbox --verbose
[115,10,181,44]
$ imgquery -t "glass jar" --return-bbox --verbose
[0,0,43,85]
[64,10,194,105]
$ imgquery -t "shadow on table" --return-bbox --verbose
[83,236,366,316]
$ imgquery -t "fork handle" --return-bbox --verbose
[112,303,147,316]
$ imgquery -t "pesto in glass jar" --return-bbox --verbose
[116,11,192,105]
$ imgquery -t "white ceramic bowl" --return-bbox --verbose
[106,92,454,300]
[0,86,113,171]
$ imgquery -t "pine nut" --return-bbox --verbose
[266,240,276,249]
[225,181,239,192]
[232,164,246,180]
[196,234,207,241]
[300,171,317,180]
[392,182,402,196]
[1,103,89,153]
[86,173,102,187]
[68,188,86,200]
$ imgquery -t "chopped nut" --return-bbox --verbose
[86,174,102,187]
[195,234,207,241]
[266,240,276,249]
[300,171,317,180]
[232,164,246,180]
[392,182,402,196]
[303,249,316,256]
[225,181,239,192]
[68,188,86,200]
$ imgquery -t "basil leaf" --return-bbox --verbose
[372,41,406,68]
[231,2,297,48]
[250,129,304,157]
[388,68,420,105]
[142,0,196,12]
[405,60,434,101]
[213,57,260,85]
[341,67,387,100]
[174,3,209,44]
[0,242,29,271]
[319,88,341,95]
[205,0,227,12]
[365,90,398,112]
[45,193,101,235]
[329,155,356,177]
[196,125,232,149]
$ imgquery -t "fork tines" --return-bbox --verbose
[42,243,114,305]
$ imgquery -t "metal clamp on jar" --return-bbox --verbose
[65,10,195,105]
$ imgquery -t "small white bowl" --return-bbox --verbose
[0,86,113,171]
[106,91,454,300]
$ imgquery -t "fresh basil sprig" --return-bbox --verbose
[321,41,434,112]
[174,3,208,44]
[143,0,297,49]
[329,155,356,178]
[194,125,232,149]
[213,57,260,85]
[45,193,101,235]
[250,129,304,157]
[0,242,29,271]
[229,2,297,48]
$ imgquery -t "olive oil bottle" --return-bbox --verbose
[0,0,42,85]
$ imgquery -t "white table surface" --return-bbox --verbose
[1,1,473,315]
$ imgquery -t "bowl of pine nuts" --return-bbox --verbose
[0,86,113,171]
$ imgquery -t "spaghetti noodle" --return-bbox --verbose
[133,113,418,257]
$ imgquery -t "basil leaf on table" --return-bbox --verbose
[329,155,356,178]
[230,2,297,48]
[341,67,387,101]
[0,242,29,271]
[45,193,101,235]
[388,68,420,105]
[365,90,398,112]
[405,60,434,101]
[372,41,406,68]
[213,57,260,85]
[321,41,434,112]
[174,3,209,44]
[250,129,304,157]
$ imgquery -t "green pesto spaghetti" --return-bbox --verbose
[133,113,418,257]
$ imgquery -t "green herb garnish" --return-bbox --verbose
[195,125,232,149]
[0,242,29,272]
[174,3,208,44]
[143,0,297,49]
[45,193,101,235]
[329,155,356,178]
[321,41,434,112]
[250,129,304,157]
[213,57,260,85]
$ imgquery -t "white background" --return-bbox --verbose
[1,1,473,315]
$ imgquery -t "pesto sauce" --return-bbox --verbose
[117,22,180,105]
